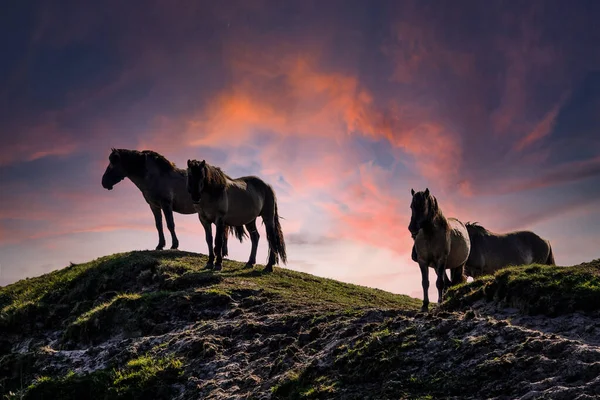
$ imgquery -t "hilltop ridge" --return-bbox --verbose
[2,251,600,399]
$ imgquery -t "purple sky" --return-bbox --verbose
[1,0,599,299]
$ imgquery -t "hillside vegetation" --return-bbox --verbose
[2,251,600,399]
[444,260,600,316]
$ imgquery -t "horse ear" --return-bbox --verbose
[187,159,192,168]
[411,188,415,196]
[424,188,429,196]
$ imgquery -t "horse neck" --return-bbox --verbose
[126,171,149,191]
[429,205,447,227]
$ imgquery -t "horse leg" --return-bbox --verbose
[263,217,277,273]
[451,264,467,286]
[163,204,179,250]
[150,205,166,250]
[214,218,226,271]
[221,227,229,259]
[435,257,448,304]
[244,219,259,269]
[200,218,215,269]
[419,261,430,312]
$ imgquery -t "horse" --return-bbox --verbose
[409,188,470,312]
[101,148,247,266]
[464,222,555,278]
[186,159,287,272]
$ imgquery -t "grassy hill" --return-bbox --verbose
[2,252,600,399]
[0,250,419,399]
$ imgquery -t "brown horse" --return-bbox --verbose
[186,159,287,272]
[464,222,555,278]
[409,188,470,311]
[101,148,247,265]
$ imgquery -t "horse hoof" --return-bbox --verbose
[243,263,254,269]
[263,265,274,273]
[204,263,214,270]
[155,245,165,251]
[421,304,429,312]
[214,264,222,271]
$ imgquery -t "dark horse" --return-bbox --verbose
[186,159,287,272]
[409,188,470,311]
[464,222,555,278]
[101,148,247,264]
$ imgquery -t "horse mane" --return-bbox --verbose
[203,163,231,193]
[465,221,491,236]
[427,193,448,227]
[140,150,177,173]
[114,149,177,176]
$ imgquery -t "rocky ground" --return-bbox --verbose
[1,251,600,399]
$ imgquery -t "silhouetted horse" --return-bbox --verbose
[464,222,555,278]
[187,159,287,272]
[101,148,246,262]
[409,188,470,311]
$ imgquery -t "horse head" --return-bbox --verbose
[102,148,126,190]
[187,159,206,203]
[409,187,434,236]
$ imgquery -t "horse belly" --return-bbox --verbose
[223,212,255,226]
[172,198,196,214]
[223,187,262,226]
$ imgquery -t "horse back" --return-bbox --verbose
[470,229,551,274]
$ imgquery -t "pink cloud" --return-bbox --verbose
[514,95,568,152]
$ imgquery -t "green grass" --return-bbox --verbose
[444,259,600,316]
[23,355,184,400]
[0,252,162,333]
[217,265,420,310]
[0,250,419,340]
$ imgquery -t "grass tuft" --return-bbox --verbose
[444,260,600,316]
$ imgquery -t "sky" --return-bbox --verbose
[1,0,600,300]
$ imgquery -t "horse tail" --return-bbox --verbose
[232,226,248,243]
[265,185,287,265]
[546,242,556,265]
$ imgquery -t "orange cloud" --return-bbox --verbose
[157,48,464,189]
